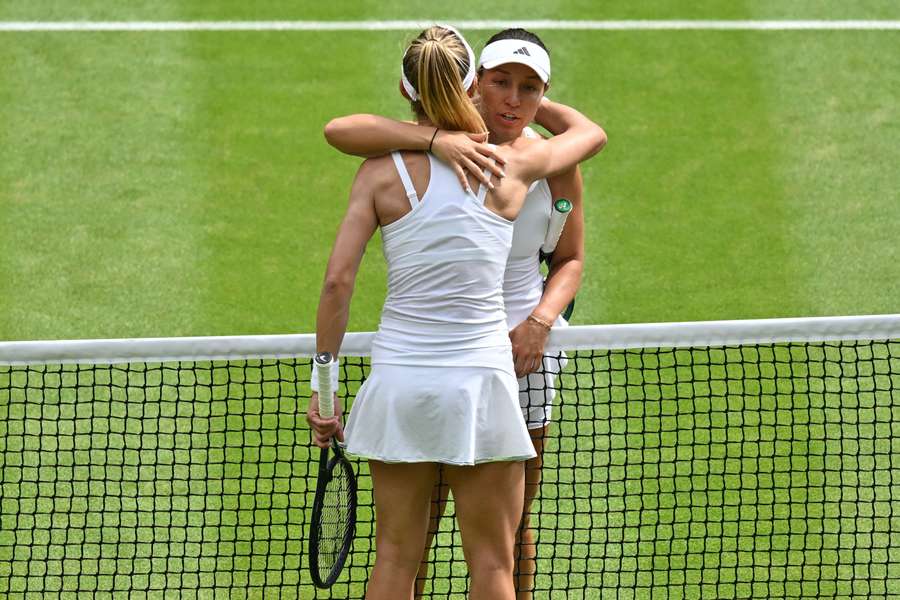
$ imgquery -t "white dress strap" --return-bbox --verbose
[390,152,419,209]
[474,162,495,205]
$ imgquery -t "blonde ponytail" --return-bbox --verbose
[402,27,487,135]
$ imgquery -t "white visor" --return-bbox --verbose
[400,24,477,102]
[478,39,551,83]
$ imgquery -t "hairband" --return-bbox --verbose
[400,24,477,102]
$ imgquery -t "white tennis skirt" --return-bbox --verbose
[343,364,536,466]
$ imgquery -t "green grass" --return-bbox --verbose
[2,0,900,21]
[2,5,900,340]
[1,2,899,598]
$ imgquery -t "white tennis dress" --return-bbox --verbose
[506,127,569,429]
[343,151,536,465]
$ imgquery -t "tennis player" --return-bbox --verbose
[308,26,604,600]
[323,27,597,598]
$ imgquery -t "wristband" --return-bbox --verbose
[310,356,340,392]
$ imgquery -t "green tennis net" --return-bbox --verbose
[1,315,898,599]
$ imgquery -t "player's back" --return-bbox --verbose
[371,151,514,370]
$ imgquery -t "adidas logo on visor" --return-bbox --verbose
[513,47,531,56]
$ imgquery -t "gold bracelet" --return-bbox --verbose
[527,313,553,331]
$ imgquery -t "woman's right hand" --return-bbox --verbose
[307,391,344,449]
[431,130,506,192]
[509,317,551,378]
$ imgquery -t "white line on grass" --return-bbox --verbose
[0,20,899,32]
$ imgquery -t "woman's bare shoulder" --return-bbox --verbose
[358,151,429,197]
[356,154,398,184]
[496,136,550,180]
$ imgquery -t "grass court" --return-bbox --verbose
[1,2,898,598]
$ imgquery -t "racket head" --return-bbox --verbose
[309,445,358,588]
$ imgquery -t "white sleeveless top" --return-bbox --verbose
[504,127,555,328]
[371,152,515,371]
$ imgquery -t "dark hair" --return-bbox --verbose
[483,28,549,56]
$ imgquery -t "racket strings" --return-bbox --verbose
[315,465,353,577]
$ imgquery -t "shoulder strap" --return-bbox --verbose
[390,152,419,209]
[475,148,497,205]
[475,165,494,205]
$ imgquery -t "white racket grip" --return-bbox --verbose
[541,198,573,255]
[312,353,338,418]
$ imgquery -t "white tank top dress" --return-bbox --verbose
[506,127,569,429]
[342,152,536,465]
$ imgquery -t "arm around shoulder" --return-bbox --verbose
[536,99,607,178]
[323,114,433,158]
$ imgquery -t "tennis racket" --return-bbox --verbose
[540,197,572,260]
[540,198,576,321]
[309,351,357,589]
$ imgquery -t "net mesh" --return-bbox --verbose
[1,323,899,599]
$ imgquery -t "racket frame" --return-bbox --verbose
[309,442,358,588]
[309,352,358,589]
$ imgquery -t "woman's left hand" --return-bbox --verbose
[510,318,550,378]
[431,130,506,192]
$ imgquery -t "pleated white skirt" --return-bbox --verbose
[343,364,536,465]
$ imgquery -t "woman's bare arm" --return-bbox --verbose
[526,99,607,179]
[509,166,585,377]
[308,160,379,447]
[315,160,379,355]
[324,114,504,189]
[324,114,434,157]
